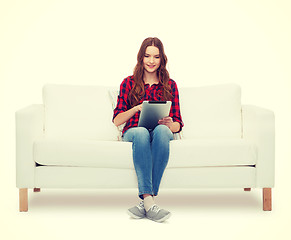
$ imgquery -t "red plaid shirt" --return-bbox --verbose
[113,75,184,135]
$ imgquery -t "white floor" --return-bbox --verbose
[1,185,290,240]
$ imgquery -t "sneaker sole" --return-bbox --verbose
[147,212,171,223]
[127,209,146,219]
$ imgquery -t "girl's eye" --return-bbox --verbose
[144,55,159,58]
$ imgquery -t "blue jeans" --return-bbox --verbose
[123,125,174,199]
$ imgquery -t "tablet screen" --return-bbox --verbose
[138,101,171,131]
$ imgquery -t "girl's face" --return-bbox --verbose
[143,46,161,74]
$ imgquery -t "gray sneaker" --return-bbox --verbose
[127,201,146,219]
[146,205,171,223]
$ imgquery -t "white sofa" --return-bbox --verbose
[15,83,275,212]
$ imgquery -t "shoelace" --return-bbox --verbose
[137,201,144,210]
[151,205,160,213]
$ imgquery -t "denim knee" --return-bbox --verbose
[132,127,150,142]
[123,127,150,143]
[152,125,174,141]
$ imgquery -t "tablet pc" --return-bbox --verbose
[138,101,172,131]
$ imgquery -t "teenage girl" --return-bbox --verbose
[113,37,183,223]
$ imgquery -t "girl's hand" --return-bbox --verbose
[158,116,173,128]
[134,104,142,113]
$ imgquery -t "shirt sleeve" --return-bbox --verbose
[113,77,131,121]
[169,80,184,132]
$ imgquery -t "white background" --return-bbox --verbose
[1,0,290,239]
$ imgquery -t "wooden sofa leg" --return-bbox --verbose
[19,188,28,212]
[34,188,41,192]
[263,188,272,211]
[244,188,251,191]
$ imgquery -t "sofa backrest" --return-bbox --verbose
[43,84,119,140]
[179,84,242,138]
[43,83,242,140]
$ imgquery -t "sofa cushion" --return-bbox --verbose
[168,139,257,168]
[34,138,133,168]
[43,84,119,140]
[179,84,242,138]
[34,138,256,168]
[108,88,126,140]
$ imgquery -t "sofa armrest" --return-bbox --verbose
[16,104,44,188]
[242,105,275,187]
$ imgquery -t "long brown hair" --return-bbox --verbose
[128,37,173,107]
